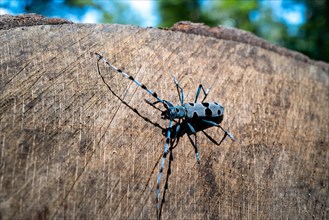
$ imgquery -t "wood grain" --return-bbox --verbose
[0,18,328,219]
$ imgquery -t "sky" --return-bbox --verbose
[264,1,305,25]
[129,0,158,26]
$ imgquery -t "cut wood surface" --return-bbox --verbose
[0,15,328,219]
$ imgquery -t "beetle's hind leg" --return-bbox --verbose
[201,119,235,141]
[201,130,227,146]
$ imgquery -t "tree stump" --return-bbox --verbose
[0,15,328,219]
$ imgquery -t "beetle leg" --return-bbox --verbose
[195,84,210,103]
[186,122,200,163]
[201,119,235,141]
[173,76,185,105]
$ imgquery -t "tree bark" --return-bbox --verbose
[0,15,328,219]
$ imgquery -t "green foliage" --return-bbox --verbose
[157,0,329,62]
[284,0,329,62]
[67,0,95,7]
[206,0,258,30]
[157,0,214,27]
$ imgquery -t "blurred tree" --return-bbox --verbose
[205,0,258,32]
[22,0,98,22]
[283,0,329,62]
[157,0,329,62]
[157,0,292,46]
[157,0,215,27]
[21,0,142,25]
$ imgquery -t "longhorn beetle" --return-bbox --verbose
[95,53,235,217]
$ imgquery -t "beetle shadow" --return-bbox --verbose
[158,115,229,219]
[96,59,165,131]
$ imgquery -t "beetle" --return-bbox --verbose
[95,53,235,217]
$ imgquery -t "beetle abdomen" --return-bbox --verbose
[184,102,224,119]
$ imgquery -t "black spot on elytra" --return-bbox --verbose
[214,102,219,105]
[217,109,221,115]
[189,103,194,106]
[205,108,212,116]
[192,112,199,119]
[202,103,209,107]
